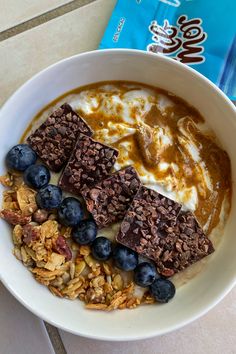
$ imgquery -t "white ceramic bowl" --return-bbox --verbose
[0,49,235,341]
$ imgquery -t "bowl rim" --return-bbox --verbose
[0,48,236,341]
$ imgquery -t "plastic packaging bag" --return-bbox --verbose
[99,0,236,99]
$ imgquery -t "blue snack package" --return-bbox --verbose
[99,0,236,100]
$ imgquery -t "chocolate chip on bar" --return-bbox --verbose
[156,211,214,276]
[116,186,214,277]
[81,166,141,229]
[27,103,92,172]
[58,134,119,194]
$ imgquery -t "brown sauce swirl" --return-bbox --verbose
[21,81,232,237]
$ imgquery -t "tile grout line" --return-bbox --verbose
[0,0,95,42]
[1,0,98,351]
[44,322,67,354]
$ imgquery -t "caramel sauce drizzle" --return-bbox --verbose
[21,81,232,235]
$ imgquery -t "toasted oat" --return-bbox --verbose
[41,220,59,239]
[1,172,23,188]
[75,261,86,276]
[118,302,127,310]
[9,172,24,189]
[49,285,63,298]
[2,190,18,210]
[104,282,113,294]
[31,242,48,262]
[79,245,91,256]
[44,253,65,271]
[69,288,86,300]
[62,271,70,284]
[85,286,105,304]
[60,226,72,238]
[12,225,23,245]
[20,246,34,266]
[85,303,108,310]
[126,297,140,308]
[71,242,80,251]
[106,275,112,284]
[67,276,84,287]
[87,266,101,279]
[36,260,46,268]
[90,275,105,288]
[112,274,123,290]
[123,282,135,295]
[44,238,53,251]
[16,186,37,216]
[24,245,37,261]
[102,263,111,275]
[69,262,75,279]
[32,267,67,278]
[75,253,84,264]
[142,293,155,304]
[107,293,127,310]
[61,278,83,297]
[50,276,63,288]
[0,173,13,187]
[35,275,51,286]
[84,255,99,268]
[13,247,22,260]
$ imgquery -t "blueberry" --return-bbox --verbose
[6,144,37,171]
[149,278,176,303]
[58,197,83,227]
[113,245,138,271]
[134,262,158,287]
[91,237,112,261]
[36,184,62,210]
[23,164,50,189]
[72,219,97,245]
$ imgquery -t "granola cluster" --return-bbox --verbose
[0,172,153,310]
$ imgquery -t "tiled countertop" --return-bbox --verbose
[0,1,235,353]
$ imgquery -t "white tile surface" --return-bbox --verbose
[0,282,55,354]
[60,287,236,354]
[0,0,116,105]
[0,0,71,31]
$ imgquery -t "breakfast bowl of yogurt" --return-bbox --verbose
[0,49,235,340]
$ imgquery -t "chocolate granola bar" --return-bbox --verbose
[58,134,119,193]
[27,103,92,172]
[81,166,141,229]
[116,186,214,277]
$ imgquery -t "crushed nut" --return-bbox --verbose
[33,209,48,223]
